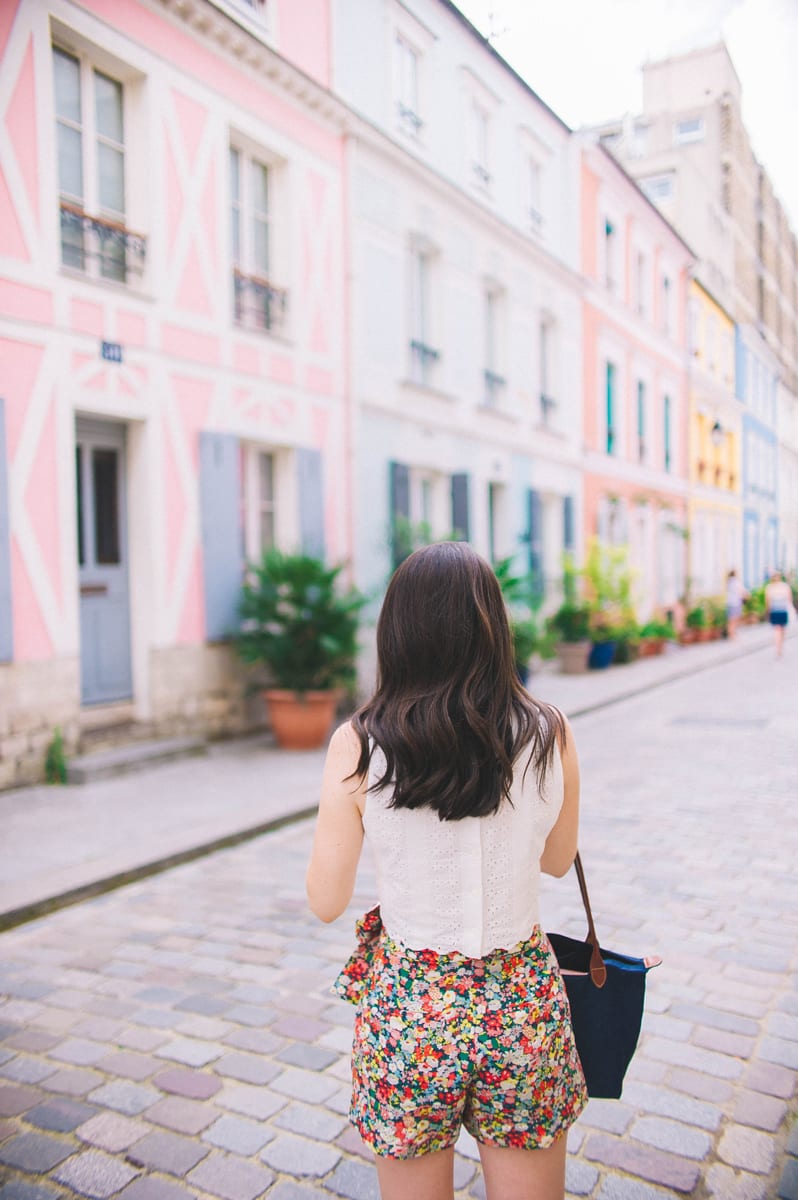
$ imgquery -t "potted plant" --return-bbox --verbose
[236,549,367,749]
[587,613,619,669]
[681,604,706,645]
[612,615,641,665]
[638,618,675,657]
[581,539,637,670]
[493,557,546,685]
[548,602,592,674]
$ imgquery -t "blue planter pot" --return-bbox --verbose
[589,640,616,669]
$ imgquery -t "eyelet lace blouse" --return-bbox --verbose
[362,741,564,959]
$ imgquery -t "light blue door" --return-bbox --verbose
[76,418,132,705]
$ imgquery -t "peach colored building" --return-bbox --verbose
[580,138,694,619]
[0,0,349,786]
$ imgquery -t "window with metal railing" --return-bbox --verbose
[230,146,288,335]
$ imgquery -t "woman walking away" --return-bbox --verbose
[725,569,746,639]
[307,542,587,1200]
[765,571,792,657]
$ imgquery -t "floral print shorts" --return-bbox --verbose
[334,909,587,1159]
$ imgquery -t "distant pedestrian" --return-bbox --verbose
[725,569,746,639]
[765,571,792,657]
[307,541,586,1200]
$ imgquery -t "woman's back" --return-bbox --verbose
[364,742,563,958]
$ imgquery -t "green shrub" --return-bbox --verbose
[44,728,67,785]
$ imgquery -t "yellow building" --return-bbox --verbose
[687,280,742,598]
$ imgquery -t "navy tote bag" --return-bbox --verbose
[548,854,660,1099]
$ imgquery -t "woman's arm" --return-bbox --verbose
[540,715,580,878]
[306,722,367,923]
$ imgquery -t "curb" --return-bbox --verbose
[0,631,777,936]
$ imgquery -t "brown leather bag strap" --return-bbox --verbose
[573,852,607,988]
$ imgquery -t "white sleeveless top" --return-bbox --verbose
[363,741,564,958]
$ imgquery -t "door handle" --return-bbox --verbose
[80,584,108,596]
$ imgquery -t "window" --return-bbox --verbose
[604,219,616,292]
[636,251,647,316]
[472,103,490,187]
[539,318,556,425]
[230,146,287,334]
[662,275,672,336]
[674,117,705,145]
[395,34,422,135]
[664,394,672,472]
[631,121,648,158]
[605,361,616,454]
[409,245,439,385]
[483,288,505,407]
[487,482,506,563]
[53,46,144,282]
[244,447,279,559]
[640,173,674,203]
[528,158,543,232]
[637,381,646,463]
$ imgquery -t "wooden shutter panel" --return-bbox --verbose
[389,461,410,568]
[563,494,575,552]
[0,399,12,662]
[451,473,470,541]
[527,488,543,599]
[199,432,242,641]
[297,447,325,560]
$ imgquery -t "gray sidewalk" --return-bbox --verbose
[0,622,780,928]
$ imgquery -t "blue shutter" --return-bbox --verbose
[199,432,241,641]
[563,494,575,552]
[527,488,543,599]
[297,447,325,560]
[389,461,410,568]
[451,473,470,541]
[0,398,12,662]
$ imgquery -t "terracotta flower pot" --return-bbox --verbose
[556,641,591,675]
[679,630,698,645]
[639,638,664,657]
[264,689,340,750]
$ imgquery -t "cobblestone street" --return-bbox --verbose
[1,644,797,1199]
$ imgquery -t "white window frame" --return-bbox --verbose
[539,315,557,427]
[674,117,705,145]
[662,274,673,337]
[604,216,618,293]
[635,250,648,317]
[528,156,543,233]
[472,101,491,188]
[483,285,506,408]
[641,173,674,203]
[408,239,439,387]
[243,444,290,560]
[395,33,422,136]
[409,467,448,538]
[229,139,288,336]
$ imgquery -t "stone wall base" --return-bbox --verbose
[0,657,82,790]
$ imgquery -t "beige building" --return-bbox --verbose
[592,42,798,397]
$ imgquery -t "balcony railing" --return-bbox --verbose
[409,339,440,386]
[233,269,288,334]
[60,201,146,282]
[540,392,556,426]
[398,102,423,135]
[484,368,506,407]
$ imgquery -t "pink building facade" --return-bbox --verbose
[580,140,694,618]
[0,0,349,786]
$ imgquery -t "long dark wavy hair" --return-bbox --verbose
[351,541,565,820]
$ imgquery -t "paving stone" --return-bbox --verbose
[154,1039,223,1068]
[584,1132,700,1192]
[146,1097,219,1136]
[273,1101,347,1141]
[0,1085,41,1116]
[597,1176,682,1200]
[216,1084,286,1121]
[270,1066,340,1104]
[118,1028,169,1053]
[788,1122,798,1155]
[270,1014,331,1043]
[732,1088,787,1131]
[778,1160,798,1200]
[0,1118,17,1142]
[97,1052,160,1081]
[705,1164,768,1200]
[221,1029,283,1055]
[117,1177,197,1200]
[211,1053,279,1086]
[717,1123,776,1174]
[665,1067,733,1104]
[187,1151,274,1200]
[175,995,231,1017]
[630,1115,712,1159]
[275,1043,339,1071]
[326,1158,380,1200]
[54,1150,140,1199]
[134,988,185,1005]
[218,1006,271,1028]
[759,1036,798,1069]
[88,1080,161,1115]
[201,1114,272,1156]
[0,1131,74,1171]
[693,1026,755,1057]
[260,1132,341,1176]
[26,1099,97,1133]
[47,1068,105,1096]
[76,1112,151,1152]
[643,1037,743,1079]
[578,1099,634,1134]
[453,1153,476,1189]
[0,1182,64,1200]
[4,1032,60,1054]
[326,1084,351,1116]
[126,1130,209,1175]
[671,1002,757,1035]
[267,1185,329,1200]
[620,1081,721,1131]
[50,1039,108,1067]
[565,1159,600,1196]
[153,1069,222,1100]
[742,1060,796,1098]
[0,1056,57,1085]
[767,1012,798,1041]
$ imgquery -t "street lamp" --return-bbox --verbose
[710,420,724,447]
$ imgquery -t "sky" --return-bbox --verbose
[454,0,798,230]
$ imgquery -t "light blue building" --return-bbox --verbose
[736,325,779,588]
